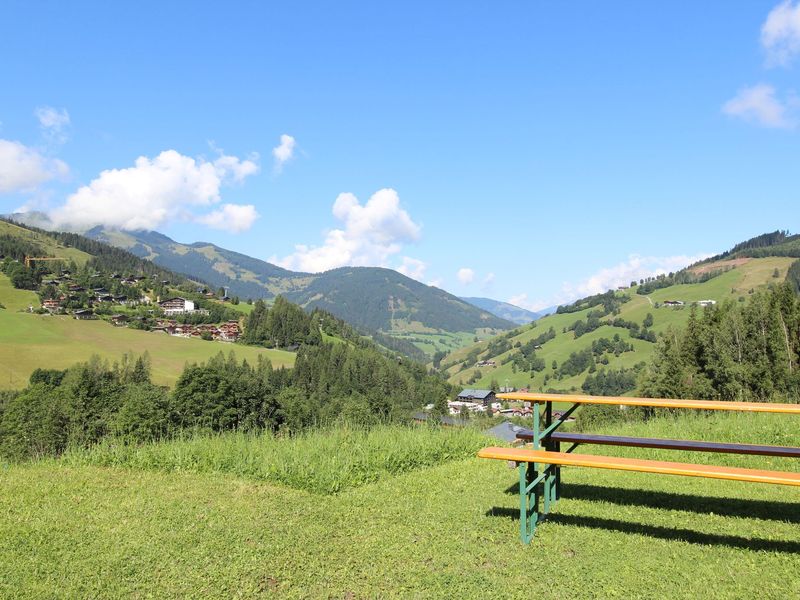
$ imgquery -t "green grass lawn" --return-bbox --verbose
[0,275,294,389]
[1,412,798,598]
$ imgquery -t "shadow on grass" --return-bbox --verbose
[485,507,800,553]
[501,481,800,524]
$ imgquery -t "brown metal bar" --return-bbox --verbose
[515,431,800,458]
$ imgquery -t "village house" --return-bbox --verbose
[109,314,129,326]
[218,320,241,341]
[73,309,96,320]
[41,299,62,313]
[663,300,684,307]
[456,388,497,407]
[697,299,717,307]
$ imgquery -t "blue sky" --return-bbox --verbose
[1,1,798,309]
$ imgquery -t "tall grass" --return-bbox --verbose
[61,424,489,494]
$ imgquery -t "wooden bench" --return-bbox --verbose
[515,430,800,458]
[480,392,800,543]
[479,447,800,486]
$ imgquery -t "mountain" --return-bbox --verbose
[438,233,800,395]
[460,297,553,325]
[82,228,515,352]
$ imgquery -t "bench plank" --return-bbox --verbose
[514,431,800,458]
[496,392,800,414]
[478,447,800,487]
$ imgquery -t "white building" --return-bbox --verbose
[159,297,196,316]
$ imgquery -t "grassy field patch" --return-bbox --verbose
[1,412,798,597]
[62,425,489,494]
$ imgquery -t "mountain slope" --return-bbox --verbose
[440,251,798,394]
[84,228,515,347]
[283,267,513,332]
[460,296,552,325]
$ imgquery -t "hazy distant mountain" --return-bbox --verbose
[84,228,516,336]
[460,297,553,325]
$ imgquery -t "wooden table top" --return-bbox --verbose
[496,392,800,414]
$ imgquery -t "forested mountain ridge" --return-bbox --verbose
[82,227,515,349]
[282,267,513,332]
[436,232,800,399]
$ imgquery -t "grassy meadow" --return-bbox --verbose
[0,275,294,389]
[1,412,798,598]
[442,257,796,391]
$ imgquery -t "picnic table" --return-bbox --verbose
[479,392,800,543]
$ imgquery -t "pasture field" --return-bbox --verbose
[0,275,294,389]
[442,258,796,391]
[0,412,798,598]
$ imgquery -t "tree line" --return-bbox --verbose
[0,343,452,461]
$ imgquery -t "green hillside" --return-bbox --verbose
[441,256,797,393]
[1,413,797,598]
[0,274,294,389]
[82,228,515,354]
[0,220,92,266]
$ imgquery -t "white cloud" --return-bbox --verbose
[271,188,421,272]
[397,256,428,281]
[272,134,296,172]
[212,152,260,182]
[508,293,543,311]
[509,253,712,312]
[49,149,259,231]
[457,267,475,285]
[196,203,259,233]
[722,84,796,129]
[427,278,443,288]
[0,139,68,194]
[35,106,71,144]
[564,254,712,298]
[482,272,495,289]
[762,0,800,66]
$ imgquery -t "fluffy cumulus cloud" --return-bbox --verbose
[762,0,800,66]
[196,203,259,233]
[509,253,712,312]
[35,106,70,143]
[49,149,259,231]
[272,134,296,172]
[271,188,421,272]
[0,139,68,194]
[722,84,797,129]
[397,256,427,281]
[457,267,475,285]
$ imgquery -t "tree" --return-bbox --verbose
[113,383,171,442]
[643,312,654,328]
